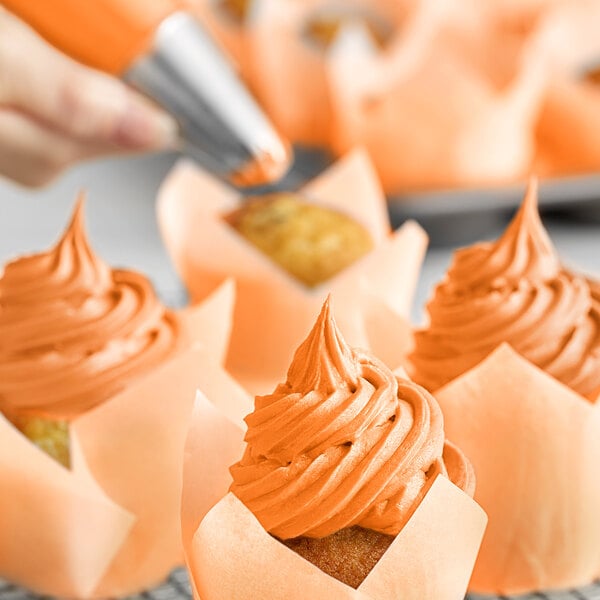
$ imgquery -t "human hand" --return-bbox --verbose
[0,8,178,186]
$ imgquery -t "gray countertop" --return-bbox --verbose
[0,151,599,323]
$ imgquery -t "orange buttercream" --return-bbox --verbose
[411,180,600,397]
[0,198,178,419]
[230,297,474,540]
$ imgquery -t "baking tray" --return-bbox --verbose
[245,146,600,246]
[3,568,600,600]
[388,174,600,246]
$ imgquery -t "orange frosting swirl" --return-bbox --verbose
[411,181,600,398]
[0,199,178,419]
[230,298,474,539]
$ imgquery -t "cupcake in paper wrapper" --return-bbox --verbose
[181,297,487,600]
[532,0,600,177]
[158,150,427,395]
[245,0,448,150]
[194,0,600,189]
[401,181,600,594]
[0,198,236,598]
[329,0,549,193]
[436,345,600,595]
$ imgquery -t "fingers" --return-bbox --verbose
[0,10,178,150]
[0,109,118,187]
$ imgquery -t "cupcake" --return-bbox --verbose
[531,0,600,177]
[0,197,235,598]
[159,150,427,394]
[331,0,548,193]
[403,182,600,594]
[410,179,600,399]
[181,298,487,600]
[246,0,418,150]
[198,0,549,192]
[434,344,600,594]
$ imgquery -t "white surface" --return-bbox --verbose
[0,152,599,323]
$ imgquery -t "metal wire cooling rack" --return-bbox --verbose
[2,568,600,600]
[0,569,192,600]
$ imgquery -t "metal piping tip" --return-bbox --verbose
[125,11,291,186]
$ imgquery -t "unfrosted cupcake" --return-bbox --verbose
[225,191,374,287]
[411,181,600,398]
[159,151,427,393]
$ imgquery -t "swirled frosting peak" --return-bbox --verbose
[286,296,358,395]
[411,180,600,397]
[230,297,474,539]
[445,180,559,292]
[0,197,178,419]
[0,200,112,304]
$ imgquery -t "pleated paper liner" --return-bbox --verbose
[192,0,600,194]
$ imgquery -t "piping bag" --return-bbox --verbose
[0,0,291,186]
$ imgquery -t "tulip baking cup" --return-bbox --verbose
[181,298,487,600]
[0,199,237,598]
[532,0,600,177]
[436,345,600,595]
[407,182,600,594]
[158,150,427,395]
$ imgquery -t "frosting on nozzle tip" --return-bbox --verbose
[231,140,293,187]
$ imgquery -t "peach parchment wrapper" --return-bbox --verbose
[0,281,235,599]
[241,0,448,150]
[181,387,487,600]
[157,150,426,395]
[535,78,600,176]
[532,0,600,177]
[435,344,600,595]
[329,0,549,193]
[194,0,540,191]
